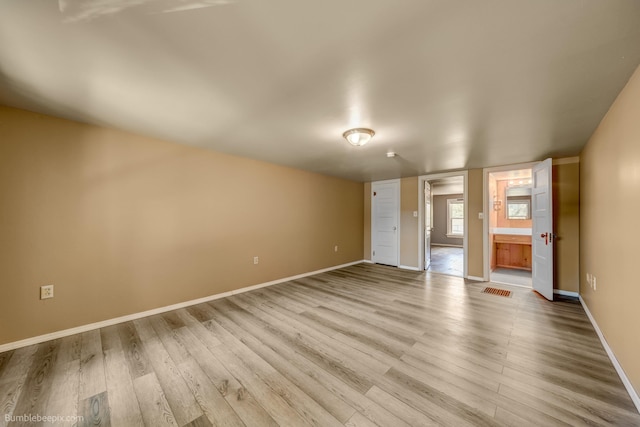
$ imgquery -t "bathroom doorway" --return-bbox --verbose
[486,167,534,287]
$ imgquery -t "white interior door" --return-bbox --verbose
[424,181,432,270]
[532,158,554,300]
[372,180,399,267]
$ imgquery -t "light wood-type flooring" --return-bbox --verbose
[1,263,639,426]
[428,246,463,277]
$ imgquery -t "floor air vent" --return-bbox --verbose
[482,287,512,297]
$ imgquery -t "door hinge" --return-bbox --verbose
[373,250,376,256]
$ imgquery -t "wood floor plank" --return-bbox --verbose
[133,318,204,426]
[345,411,380,427]
[177,357,245,427]
[132,373,178,427]
[78,391,110,427]
[175,308,222,348]
[117,322,152,380]
[0,346,38,425]
[364,386,440,427]
[148,314,192,365]
[10,340,59,419]
[182,414,214,427]
[0,351,14,378]
[101,326,144,427]
[78,329,106,400]
[45,335,81,426]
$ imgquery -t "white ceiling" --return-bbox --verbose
[1,0,640,182]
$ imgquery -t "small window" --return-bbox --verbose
[447,199,464,237]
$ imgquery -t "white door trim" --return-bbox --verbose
[482,162,539,282]
[371,179,400,266]
[418,171,468,276]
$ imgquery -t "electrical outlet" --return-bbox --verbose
[413,211,418,218]
[592,276,596,291]
[40,285,54,300]
[334,245,338,252]
[253,256,259,265]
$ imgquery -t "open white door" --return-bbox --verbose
[424,181,432,269]
[372,180,399,267]
[532,158,554,300]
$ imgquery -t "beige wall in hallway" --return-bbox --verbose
[580,65,640,393]
[0,106,364,345]
[467,169,485,278]
[364,182,371,261]
[400,177,419,268]
[553,161,580,293]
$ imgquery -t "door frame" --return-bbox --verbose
[418,171,468,276]
[482,161,539,282]
[371,179,401,266]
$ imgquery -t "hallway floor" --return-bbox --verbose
[428,245,463,277]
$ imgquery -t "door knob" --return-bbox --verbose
[540,232,548,245]
[393,226,397,231]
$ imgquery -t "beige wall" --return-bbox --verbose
[363,182,371,261]
[400,177,419,268]
[553,161,580,293]
[467,169,485,278]
[0,106,364,345]
[580,65,640,393]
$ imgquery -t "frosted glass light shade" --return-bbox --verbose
[343,128,375,146]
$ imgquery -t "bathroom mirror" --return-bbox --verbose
[505,187,531,220]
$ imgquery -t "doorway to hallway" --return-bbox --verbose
[418,171,468,278]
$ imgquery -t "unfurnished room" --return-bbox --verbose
[1,1,640,426]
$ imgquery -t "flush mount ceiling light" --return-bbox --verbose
[343,128,375,146]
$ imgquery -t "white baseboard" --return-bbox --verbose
[399,265,421,271]
[363,259,374,264]
[579,296,640,413]
[431,243,463,248]
[554,289,579,298]
[0,260,365,353]
[466,275,485,282]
